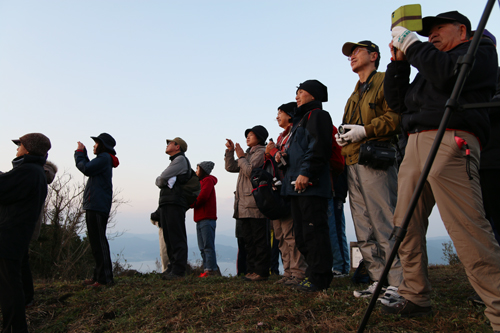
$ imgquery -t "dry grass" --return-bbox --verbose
[21,264,492,332]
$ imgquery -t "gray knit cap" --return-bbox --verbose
[198,161,215,175]
[12,133,51,157]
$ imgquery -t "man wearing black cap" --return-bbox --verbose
[337,40,403,302]
[0,133,51,332]
[279,79,334,292]
[156,137,191,280]
[385,11,500,327]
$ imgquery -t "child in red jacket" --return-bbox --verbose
[192,161,219,277]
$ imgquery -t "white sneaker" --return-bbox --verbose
[353,281,386,298]
[379,286,404,306]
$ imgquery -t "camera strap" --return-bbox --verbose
[344,70,377,126]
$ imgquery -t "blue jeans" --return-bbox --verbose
[327,197,350,274]
[196,219,218,271]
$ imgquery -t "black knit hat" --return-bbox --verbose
[12,133,51,157]
[91,133,117,155]
[278,102,297,117]
[419,11,471,37]
[296,80,328,102]
[245,125,269,145]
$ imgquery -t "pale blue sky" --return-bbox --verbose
[1,1,498,239]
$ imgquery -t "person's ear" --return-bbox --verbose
[459,24,467,41]
[370,52,378,63]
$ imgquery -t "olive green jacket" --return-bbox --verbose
[341,71,400,165]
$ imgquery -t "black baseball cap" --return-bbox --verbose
[418,11,471,37]
[342,40,380,57]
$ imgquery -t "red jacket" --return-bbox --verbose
[192,175,217,222]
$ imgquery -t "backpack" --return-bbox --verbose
[250,158,290,220]
[176,158,201,207]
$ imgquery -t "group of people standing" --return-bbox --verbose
[2,7,500,333]
[220,8,500,333]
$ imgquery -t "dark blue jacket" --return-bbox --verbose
[75,149,119,213]
[384,39,498,147]
[281,100,333,198]
[0,155,47,260]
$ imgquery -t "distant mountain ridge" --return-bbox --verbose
[109,232,454,270]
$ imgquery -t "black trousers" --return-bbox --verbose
[240,218,270,277]
[86,210,114,284]
[160,205,187,276]
[236,236,247,276]
[21,251,34,306]
[480,169,500,246]
[291,196,333,290]
[0,257,28,333]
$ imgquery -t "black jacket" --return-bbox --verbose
[281,100,333,198]
[384,39,498,147]
[158,153,190,209]
[75,149,119,213]
[0,155,47,260]
[480,68,500,170]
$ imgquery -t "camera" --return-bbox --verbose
[338,125,350,135]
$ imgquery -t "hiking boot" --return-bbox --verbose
[275,276,291,285]
[246,273,268,282]
[284,276,303,286]
[379,286,404,306]
[161,272,184,281]
[82,279,96,286]
[242,273,255,281]
[382,299,433,318]
[467,291,485,306]
[293,277,319,292]
[332,270,349,278]
[353,281,385,298]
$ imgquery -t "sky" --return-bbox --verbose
[1,1,499,241]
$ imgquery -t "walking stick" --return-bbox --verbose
[357,1,499,331]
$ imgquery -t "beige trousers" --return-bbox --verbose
[395,131,500,330]
[347,163,403,287]
[158,226,170,272]
[272,215,307,279]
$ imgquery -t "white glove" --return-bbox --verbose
[391,26,419,54]
[339,124,367,143]
[335,133,348,147]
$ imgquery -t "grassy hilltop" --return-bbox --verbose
[23,264,492,332]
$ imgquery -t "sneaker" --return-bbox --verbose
[275,276,291,285]
[82,279,96,286]
[86,282,105,289]
[332,270,349,278]
[199,271,209,278]
[353,281,386,298]
[284,276,303,286]
[293,277,319,292]
[382,299,433,317]
[379,286,404,306]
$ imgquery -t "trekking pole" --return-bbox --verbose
[357,1,498,331]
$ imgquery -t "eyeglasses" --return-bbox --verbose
[347,47,368,61]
